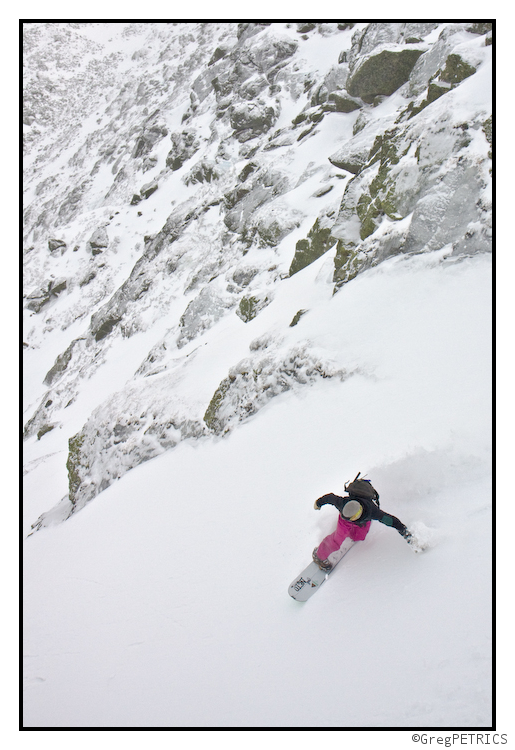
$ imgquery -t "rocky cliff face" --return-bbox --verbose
[23,22,492,528]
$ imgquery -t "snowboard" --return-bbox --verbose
[288,542,355,602]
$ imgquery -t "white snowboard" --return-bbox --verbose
[288,541,355,602]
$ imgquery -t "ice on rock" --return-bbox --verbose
[23,23,492,728]
[23,22,491,528]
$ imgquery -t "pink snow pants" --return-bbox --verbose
[317,515,371,560]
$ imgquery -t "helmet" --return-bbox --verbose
[341,499,363,521]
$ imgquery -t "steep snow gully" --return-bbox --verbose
[23,23,493,729]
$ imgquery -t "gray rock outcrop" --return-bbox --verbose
[23,22,492,528]
[88,227,109,255]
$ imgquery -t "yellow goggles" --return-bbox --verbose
[342,500,363,521]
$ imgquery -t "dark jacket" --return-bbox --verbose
[315,493,409,537]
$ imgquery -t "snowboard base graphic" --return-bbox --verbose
[288,542,355,602]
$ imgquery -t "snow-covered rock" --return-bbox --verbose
[203,340,351,436]
[23,20,492,534]
[23,22,493,729]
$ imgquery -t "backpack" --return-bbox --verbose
[344,473,380,507]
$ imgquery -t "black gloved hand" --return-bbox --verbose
[400,527,424,553]
[314,493,345,512]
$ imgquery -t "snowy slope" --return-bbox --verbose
[23,22,493,729]
[23,249,492,728]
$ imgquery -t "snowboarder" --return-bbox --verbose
[312,476,414,570]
